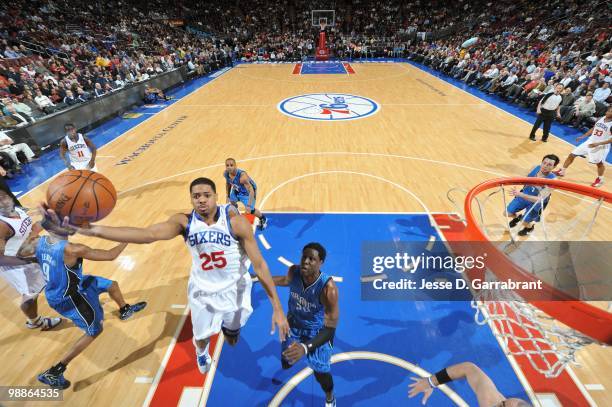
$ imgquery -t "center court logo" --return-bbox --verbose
[278,93,379,121]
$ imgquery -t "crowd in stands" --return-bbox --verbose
[406,0,611,130]
[0,0,610,131]
[0,0,233,128]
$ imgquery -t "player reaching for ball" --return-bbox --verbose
[42,177,289,375]
[16,213,147,389]
[59,123,97,172]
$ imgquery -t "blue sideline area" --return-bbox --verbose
[206,213,528,406]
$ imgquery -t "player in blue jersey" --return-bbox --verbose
[271,242,339,407]
[504,154,559,236]
[17,221,147,389]
[224,158,268,230]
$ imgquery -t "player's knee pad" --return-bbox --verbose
[314,372,334,393]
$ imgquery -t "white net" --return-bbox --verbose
[447,180,611,378]
[471,270,595,378]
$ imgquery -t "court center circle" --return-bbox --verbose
[278,93,380,121]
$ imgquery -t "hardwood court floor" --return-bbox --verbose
[1,63,609,406]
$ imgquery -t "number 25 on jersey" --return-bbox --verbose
[199,251,227,271]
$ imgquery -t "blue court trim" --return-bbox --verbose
[207,213,529,406]
[9,66,233,196]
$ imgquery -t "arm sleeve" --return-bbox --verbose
[303,326,335,353]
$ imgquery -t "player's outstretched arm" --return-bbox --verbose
[42,207,186,244]
[66,242,128,261]
[272,264,295,287]
[231,212,289,340]
[83,214,185,244]
[408,362,504,406]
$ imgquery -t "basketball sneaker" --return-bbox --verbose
[518,226,535,236]
[553,168,566,177]
[508,214,523,228]
[119,302,147,320]
[325,397,337,407]
[193,337,212,374]
[26,316,63,331]
[591,177,604,188]
[38,369,71,389]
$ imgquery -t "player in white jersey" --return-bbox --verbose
[43,177,289,373]
[0,190,62,330]
[59,123,97,171]
[555,106,612,187]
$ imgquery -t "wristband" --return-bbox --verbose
[435,368,452,385]
[299,343,308,354]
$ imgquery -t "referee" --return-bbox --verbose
[529,83,564,142]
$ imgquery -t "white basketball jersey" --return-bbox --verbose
[185,205,250,293]
[65,133,92,164]
[0,208,33,256]
[589,117,612,144]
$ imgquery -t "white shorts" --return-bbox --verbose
[0,263,46,302]
[572,141,610,164]
[188,275,253,340]
[72,161,98,172]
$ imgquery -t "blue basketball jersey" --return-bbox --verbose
[35,236,83,301]
[224,169,257,196]
[288,266,332,331]
[522,165,556,197]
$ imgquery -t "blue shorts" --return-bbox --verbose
[506,197,544,223]
[229,189,257,212]
[47,275,113,336]
[281,327,333,373]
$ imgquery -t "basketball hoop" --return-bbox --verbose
[448,177,612,378]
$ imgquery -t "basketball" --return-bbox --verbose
[46,170,117,226]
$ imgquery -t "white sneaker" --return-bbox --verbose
[26,317,63,331]
[192,337,212,374]
[325,397,336,407]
